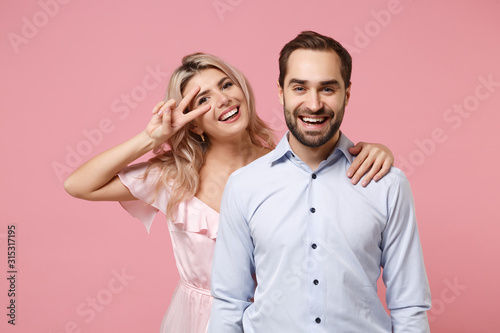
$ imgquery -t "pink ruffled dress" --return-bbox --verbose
[117,162,219,333]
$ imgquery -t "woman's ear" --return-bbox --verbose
[189,122,203,136]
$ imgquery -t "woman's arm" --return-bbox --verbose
[64,130,156,201]
[64,87,210,201]
[347,142,394,187]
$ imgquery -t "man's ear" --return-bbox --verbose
[278,81,284,105]
[345,82,351,106]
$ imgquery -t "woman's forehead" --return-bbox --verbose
[191,68,226,84]
[182,68,232,97]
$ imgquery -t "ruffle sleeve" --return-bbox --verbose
[117,162,168,233]
[174,198,219,240]
[118,162,219,238]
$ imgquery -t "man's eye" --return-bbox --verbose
[323,87,334,92]
[294,87,305,92]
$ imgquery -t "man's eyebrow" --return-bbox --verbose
[320,80,341,88]
[287,78,342,88]
[288,78,307,86]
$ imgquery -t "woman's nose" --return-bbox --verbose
[215,92,230,108]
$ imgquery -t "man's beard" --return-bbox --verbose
[283,99,345,148]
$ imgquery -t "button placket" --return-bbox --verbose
[307,169,323,327]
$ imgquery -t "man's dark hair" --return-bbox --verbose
[278,31,352,88]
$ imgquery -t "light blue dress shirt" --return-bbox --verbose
[208,133,431,333]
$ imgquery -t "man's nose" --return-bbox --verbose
[306,91,323,112]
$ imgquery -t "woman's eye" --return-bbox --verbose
[222,81,233,90]
[197,97,209,105]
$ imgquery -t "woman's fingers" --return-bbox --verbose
[348,143,395,186]
[350,154,371,185]
[161,104,172,129]
[358,158,383,187]
[180,104,211,124]
[373,160,392,182]
[347,143,368,179]
[148,89,210,140]
[158,99,176,116]
[176,86,201,113]
[171,87,211,127]
[152,101,165,114]
[347,142,363,158]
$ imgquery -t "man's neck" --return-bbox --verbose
[288,132,340,171]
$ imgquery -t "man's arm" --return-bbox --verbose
[381,170,432,332]
[208,178,256,333]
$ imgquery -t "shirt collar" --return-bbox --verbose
[270,131,354,166]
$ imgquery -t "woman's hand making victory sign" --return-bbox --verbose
[146,86,211,148]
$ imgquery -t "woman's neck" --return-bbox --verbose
[205,133,265,172]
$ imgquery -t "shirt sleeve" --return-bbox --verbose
[208,177,256,333]
[381,170,432,332]
[117,162,167,233]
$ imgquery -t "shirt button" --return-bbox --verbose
[310,207,316,213]
[311,243,317,249]
[313,279,319,285]
[315,317,321,324]
[312,173,317,179]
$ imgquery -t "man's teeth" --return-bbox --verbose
[220,108,238,121]
[302,117,326,124]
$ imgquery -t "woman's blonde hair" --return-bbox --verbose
[145,53,275,220]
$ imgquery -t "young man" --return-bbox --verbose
[208,31,431,332]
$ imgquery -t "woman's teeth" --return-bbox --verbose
[220,108,239,121]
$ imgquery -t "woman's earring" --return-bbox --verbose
[200,133,205,142]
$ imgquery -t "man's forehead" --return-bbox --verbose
[285,49,343,84]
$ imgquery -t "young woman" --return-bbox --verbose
[64,53,394,333]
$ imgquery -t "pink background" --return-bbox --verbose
[1,0,499,332]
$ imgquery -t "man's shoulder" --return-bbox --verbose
[224,150,277,207]
[361,166,413,204]
[232,149,276,179]
[374,166,408,185]
[349,164,411,198]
